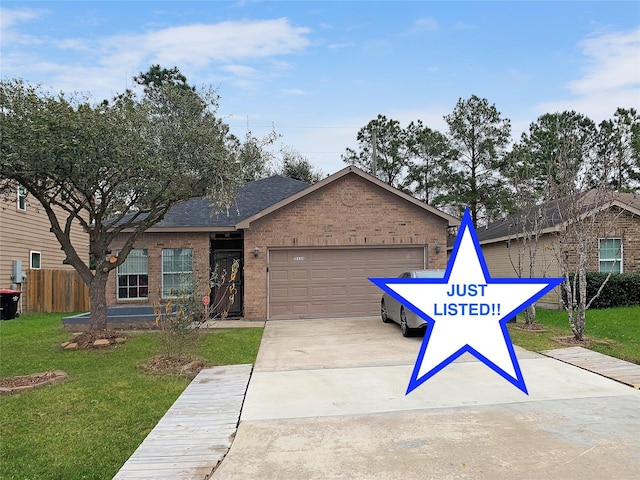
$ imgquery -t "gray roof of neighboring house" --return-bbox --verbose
[477,190,640,244]
[130,176,310,229]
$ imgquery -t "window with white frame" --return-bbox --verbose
[162,248,193,298]
[117,249,149,299]
[599,238,623,274]
[30,251,41,269]
[17,185,26,211]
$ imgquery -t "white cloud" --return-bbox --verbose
[142,19,311,65]
[328,42,356,50]
[536,27,640,122]
[222,64,258,78]
[0,7,43,31]
[407,17,439,34]
[281,88,306,96]
[569,27,640,95]
[1,16,312,101]
[93,18,310,73]
[0,7,47,45]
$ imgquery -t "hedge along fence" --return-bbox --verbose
[562,272,640,309]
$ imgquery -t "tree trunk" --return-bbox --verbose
[573,259,588,341]
[88,273,109,331]
[524,304,536,325]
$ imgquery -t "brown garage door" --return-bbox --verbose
[268,247,425,320]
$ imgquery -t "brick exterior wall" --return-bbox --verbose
[552,206,640,274]
[106,231,210,307]
[242,174,450,319]
[481,206,640,309]
[106,173,452,319]
[586,207,640,273]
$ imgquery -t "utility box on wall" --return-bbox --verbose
[11,260,25,283]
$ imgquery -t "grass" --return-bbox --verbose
[507,306,640,364]
[0,313,263,480]
[1,308,637,479]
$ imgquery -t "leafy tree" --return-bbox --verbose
[401,120,454,204]
[134,64,194,93]
[441,95,512,226]
[0,68,267,331]
[278,147,323,183]
[233,130,280,183]
[342,114,409,187]
[594,108,640,192]
[518,111,597,201]
[518,112,616,340]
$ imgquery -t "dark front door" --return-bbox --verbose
[210,250,243,317]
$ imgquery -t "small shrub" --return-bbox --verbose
[154,289,204,360]
[562,272,640,309]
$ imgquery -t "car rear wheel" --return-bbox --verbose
[381,300,392,323]
[400,308,413,337]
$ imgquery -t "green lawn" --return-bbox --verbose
[507,306,640,364]
[0,313,263,480]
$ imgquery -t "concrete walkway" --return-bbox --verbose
[214,318,640,480]
[114,318,640,480]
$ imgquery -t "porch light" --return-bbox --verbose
[253,246,260,257]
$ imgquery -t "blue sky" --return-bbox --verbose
[2,1,639,175]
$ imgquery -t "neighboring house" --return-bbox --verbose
[477,190,640,308]
[107,166,459,320]
[0,183,89,310]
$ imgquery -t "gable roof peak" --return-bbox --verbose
[236,165,460,229]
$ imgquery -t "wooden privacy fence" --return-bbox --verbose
[24,269,90,313]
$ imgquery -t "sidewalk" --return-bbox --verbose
[542,346,640,389]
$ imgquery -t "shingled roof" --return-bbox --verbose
[477,190,640,244]
[114,166,459,232]
[137,175,310,231]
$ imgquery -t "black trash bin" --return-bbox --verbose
[0,289,21,320]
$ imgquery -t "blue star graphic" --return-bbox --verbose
[370,208,563,395]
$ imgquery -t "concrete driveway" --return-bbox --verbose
[213,318,640,479]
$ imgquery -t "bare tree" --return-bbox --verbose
[502,147,554,325]
[549,134,622,340]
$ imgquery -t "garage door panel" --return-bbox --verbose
[269,286,289,299]
[291,270,309,281]
[349,285,370,296]
[292,286,309,297]
[311,286,329,297]
[331,268,348,280]
[268,247,425,320]
[270,269,289,282]
[292,304,310,315]
[311,268,329,280]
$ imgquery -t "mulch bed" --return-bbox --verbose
[69,329,122,348]
[513,322,547,332]
[551,335,616,347]
[552,336,591,346]
[142,356,209,378]
[0,370,68,395]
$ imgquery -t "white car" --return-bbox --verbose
[380,269,445,337]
